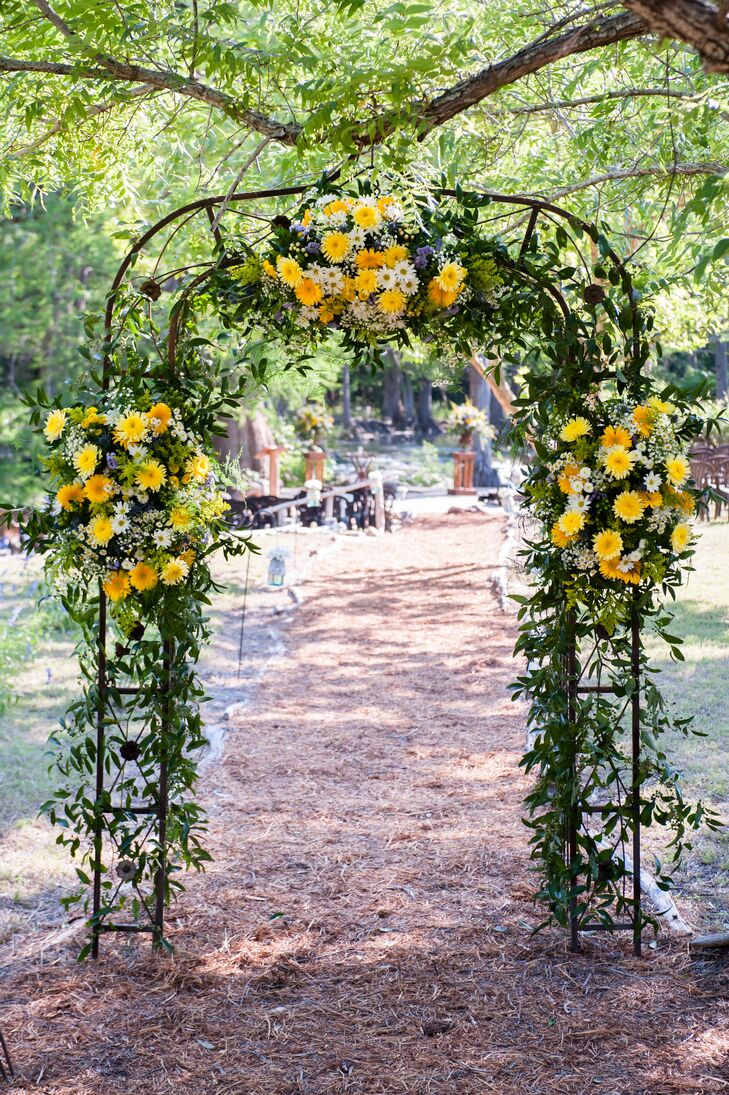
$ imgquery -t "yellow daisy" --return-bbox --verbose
[114,413,147,448]
[593,529,623,560]
[666,456,689,487]
[355,269,378,298]
[319,305,335,324]
[323,199,349,217]
[601,425,632,449]
[671,522,692,553]
[321,232,350,263]
[355,249,385,269]
[129,562,158,591]
[435,262,467,292]
[89,515,114,544]
[103,571,130,602]
[427,280,457,307]
[170,507,192,529]
[648,396,675,414]
[559,417,590,443]
[352,204,381,229]
[378,289,407,314]
[84,474,114,504]
[557,462,581,495]
[148,402,172,435]
[185,454,210,482]
[295,278,324,306]
[604,446,632,479]
[617,561,641,584]
[135,460,166,492]
[613,490,644,524]
[276,256,303,287]
[80,406,106,428]
[44,409,68,442]
[161,557,190,585]
[632,405,654,437]
[599,557,624,580]
[558,511,584,536]
[382,244,409,268]
[56,482,85,511]
[551,522,575,547]
[73,444,100,479]
[263,259,277,278]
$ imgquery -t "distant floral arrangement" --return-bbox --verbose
[525,393,696,594]
[217,185,506,354]
[40,395,229,614]
[446,401,491,438]
[294,403,334,445]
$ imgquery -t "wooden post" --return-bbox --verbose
[304,450,326,483]
[255,445,287,497]
[449,451,477,495]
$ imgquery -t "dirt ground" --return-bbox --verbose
[1,512,728,1095]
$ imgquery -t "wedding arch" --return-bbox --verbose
[26,178,711,960]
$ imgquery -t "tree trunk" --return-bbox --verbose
[416,379,440,435]
[714,336,728,400]
[214,410,275,477]
[402,373,416,424]
[341,362,352,429]
[382,348,405,426]
[469,365,500,488]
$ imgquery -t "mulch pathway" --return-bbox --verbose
[1,512,728,1094]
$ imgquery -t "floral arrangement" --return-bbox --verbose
[41,395,229,618]
[294,403,334,446]
[219,185,506,356]
[446,401,491,440]
[524,393,696,596]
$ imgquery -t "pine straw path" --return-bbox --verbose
[2,512,729,1095]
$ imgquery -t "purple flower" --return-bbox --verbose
[275,310,284,323]
[306,241,321,254]
[284,301,295,310]
[414,254,429,270]
[106,453,119,469]
[292,221,306,233]
[445,305,460,316]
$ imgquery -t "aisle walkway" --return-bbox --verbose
[3,514,728,1094]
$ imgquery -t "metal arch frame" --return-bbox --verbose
[92,184,646,956]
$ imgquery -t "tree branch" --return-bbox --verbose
[543,161,727,198]
[622,0,729,72]
[0,10,652,151]
[506,87,690,114]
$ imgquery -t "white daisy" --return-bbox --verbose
[153,529,172,548]
[644,471,662,492]
[377,267,398,290]
[121,559,134,570]
[399,272,419,295]
[394,260,416,278]
[383,202,404,222]
[348,228,367,249]
[567,495,590,514]
[112,515,131,535]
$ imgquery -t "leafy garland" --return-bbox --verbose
[20,178,718,949]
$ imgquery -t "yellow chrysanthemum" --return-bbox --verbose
[382,244,409,268]
[89,515,114,545]
[639,491,663,509]
[613,490,644,524]
[557,462,581,494]
[648,396,675,414]
[676,490,695,515]
[73,444,100,479]
[604,446,632,479]
[114,413,147,448]
[558,511,584,536]
[319,305,335,323]
[276,256,303,287]
[135,460,166,492]
[341,277,357,302]
[435,262,467,292]
[559,417,590,443]
[179,549,196,566]
[321,232,350,263]
[377,195,395,211]
[148,403,172,435]
[103,571,130,602]
[44,409,68,442]
[263,259,277,278]
[633,405,654,437]
[671,522,692,553]
[355,248,385,269]
[666,456,689,486]
[593,530,623,560]
[323,199,349,217]
[161,557,190,586]
[56,482,85,510]
[551,522,575,547]
[185,454,210,482]
[617,561,641,584]
[302,209,312,226]
[599,557,624,580]
[378,289,407,314]
[601,425,632,449]
[427,280,457,307]
[84,474,114,504]
[170,507,192,529]
[352,204,381,229]
[295,278,324,306]
[355,269,378,298]
[129,562,157,591]
[80,406,106,428]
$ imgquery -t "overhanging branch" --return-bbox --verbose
[622,0,729,72]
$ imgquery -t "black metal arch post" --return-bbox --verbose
[93,182,646,955]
